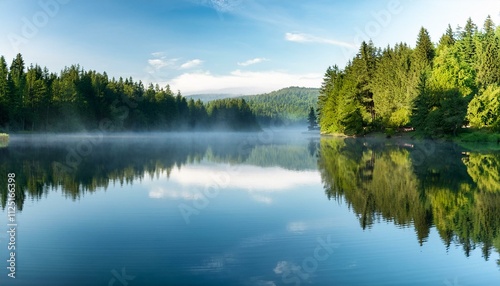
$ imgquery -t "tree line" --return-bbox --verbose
[240,87,319,125]
[0,54,259,132]
[318,16,500,136]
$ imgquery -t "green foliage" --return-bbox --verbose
[307,106,318,130]
[463,153,500,192]
[206,98,260,130]
[317,43,377,136]
[430,43,476,97]
[476,17,500,87]
[318,65,344,133]
[319,16,500,137]
[372,43,414,127]
[467,85,500,130]
[414,27,435,70]
[0,54,260,132]
[318,137,500,258]
[0,136,317,209]
[0,133,8,148]
[240,87,319,124]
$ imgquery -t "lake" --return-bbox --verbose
[0,131,499,285]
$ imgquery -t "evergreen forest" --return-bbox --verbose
[318,16,500,137]
[0,54,259,132]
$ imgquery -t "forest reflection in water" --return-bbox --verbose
[317,137,500,267]
[0,133,318,210]
[1,133,500,270]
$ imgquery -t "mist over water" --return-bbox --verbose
[0,131,499,285]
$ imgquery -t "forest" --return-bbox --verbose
[0,54,259,132]
[239,87,319,125]
[318,16,500,137]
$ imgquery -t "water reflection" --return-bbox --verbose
[317,137,500,266]
[1,133,499,271]
[0,133,318,210]
[147,164,319,206]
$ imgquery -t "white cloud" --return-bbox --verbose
[273,261,301,275]
[287,221,307,233]
[146,164,321,204]
[285,32,356,49]
[147,52,178,72]
[151,51,166,58]
[148,187,204,200]
[249,194,273,204]
[168,69,322,95]
[180,59,203,69]
[237,57,269,67]
[148,58,175,70]
[195,0,243,13]
[165,164,320,191]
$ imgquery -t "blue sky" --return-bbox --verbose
[1,0,499,94]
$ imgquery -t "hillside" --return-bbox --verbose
[240,87,319,125]
[185,93,242,102]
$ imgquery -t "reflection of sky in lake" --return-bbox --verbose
[146,163,321,205]
[1,135,500,285]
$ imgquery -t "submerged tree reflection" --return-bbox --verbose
[0,135,318,210]
[317,137,500,263]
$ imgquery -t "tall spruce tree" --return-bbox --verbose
[307,106,318,130]
[0,56,9,126]
[460,18,478,65]
[414,27,435,70]
[476,16,500,87]
[8,53,26,129]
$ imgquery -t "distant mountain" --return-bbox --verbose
[240,87,319,125]
[186,87,320,125]
[185,93,243,102]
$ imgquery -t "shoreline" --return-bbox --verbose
[320,130,500,151]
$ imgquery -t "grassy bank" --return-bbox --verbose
[457,130,500,143]
[322,128,500,151]
[0,133,9,148]
[454,129,500,151]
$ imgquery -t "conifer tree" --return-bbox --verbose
[414,27,435,71]
[307,106,318,130]
[0,56,9,126]
[476,16,500,87]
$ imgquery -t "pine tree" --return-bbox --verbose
[459,18,478,65]
[439,24,455,47]
[354,41,377,122]
[372,43,413,127]
[307,106,318,130]
[0,56,9,126]
[414,27,435,70]
[8,53,26,129]
[483,15,495,36]
[318,65,344,133]
[476,16,500,87]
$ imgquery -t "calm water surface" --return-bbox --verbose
[0,132,499,285]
